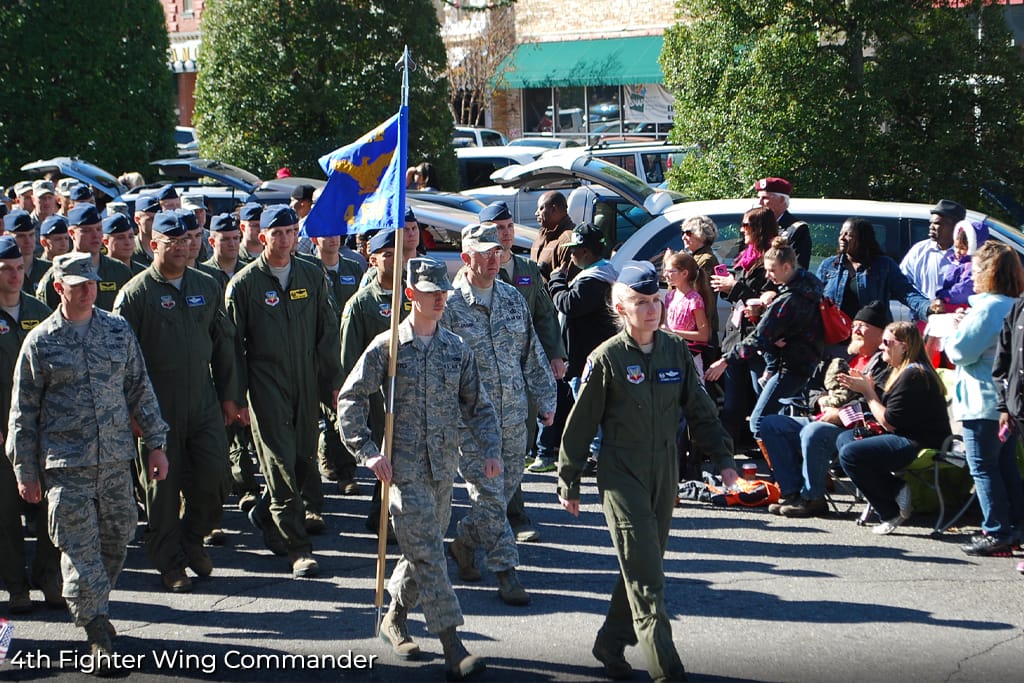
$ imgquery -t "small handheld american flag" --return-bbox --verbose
[839,403,865,428]
[0,618,14,665]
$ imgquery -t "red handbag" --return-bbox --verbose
[819,298,852,344]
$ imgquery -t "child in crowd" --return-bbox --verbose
[933,219,989,312]
[663,249,713,381]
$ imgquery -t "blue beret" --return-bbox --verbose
[175,209,199,231]
[41,215,69,236]
[479,201,512,222]
[135,194,160,213]
[259,204,298,229]
[368,230,396,254]
[210,213,238,232]
[239,202,263,221]
[153,212,186,237]
[405,206,417,223]
[67,204,101,226]
[102,213,133,235]
[617,260,660,295]
[157,185,179,201]
[0,235,21,260]
[69,184,93,202]
[3,209,33,233]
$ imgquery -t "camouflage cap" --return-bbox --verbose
[32,180,56,197]
[407,257,453,293]
[461,222,502,254]
[53,252,101,285]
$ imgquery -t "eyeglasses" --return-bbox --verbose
[740,222,752,228]
[158,237,190,248]
[663,269,678,275]
[880,337,900,348]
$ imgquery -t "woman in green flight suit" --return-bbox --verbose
[557,260,738,682]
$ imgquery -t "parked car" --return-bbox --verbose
[174,126,199,158]
[453,126,507,148]
[455,146,547,191]
[508,137,583,150]
[407,190,486,214]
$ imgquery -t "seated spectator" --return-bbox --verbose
[706,237,824,440]
[818,217,930,323]
[948,242,1024,556]
[931,219,989,313]
[835,321,951,535]
[759,301,892,517]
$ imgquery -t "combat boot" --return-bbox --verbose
[496,567,531,606]
[8,588,32,614]
[439,626,485,681]
[378,601,421,660]
[160,567,193,593]
[447,537,481,581]
[84,615,115,677]
[290,552,319,578]
[592,629,633,680]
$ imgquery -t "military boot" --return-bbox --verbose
[496,567,531,606]
[592,629,633,680]
[447,537,481,581]
[378,601,421,660]
[84,615,115,676]
[439,626,485,681]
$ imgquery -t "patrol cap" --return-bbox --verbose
[566,222,605,252]
[67,204,101,227]
[931,199,966,223]
[153,212,186,237]
[56,177,78,197]
[405,206,417,223]
[69,184,93,202]
[53,252,101,285]
[407,257,453,293]
[135,194,160,213]
[260,204,298,229]
[290,184,315,202]
[32,180,56,197]
[479,201,512,223]
[181,194,208,211]
[617,260,659,295]
[368,229,396,254]
[157,185,179,201]
[41,215,69,236]
[106,201,130,218]
[102,213,133,235]
[239,202,263,221]
[175,209,199,231]
[461,223,502,253]
[210,213,238,232]
[3,209,33,233]
[0,236,21,260]
[14,181,33,196]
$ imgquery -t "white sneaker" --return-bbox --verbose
[872,517,903,535]
[896,483,913,520]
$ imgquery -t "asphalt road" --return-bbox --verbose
[1,463,1022,683]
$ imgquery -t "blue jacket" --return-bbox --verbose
[945,292,1017,421]
[817,253,931,321]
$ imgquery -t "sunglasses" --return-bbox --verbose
[881,337,901,348]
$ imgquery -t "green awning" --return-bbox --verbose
[492,36,664,89]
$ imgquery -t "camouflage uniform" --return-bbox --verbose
[440,278,556,572]
[225,253,341,556]
[6,308,168,626]
[113,266,239,574]
[338,319,500,632]
[35,254,132,311]
[0,293,59,599]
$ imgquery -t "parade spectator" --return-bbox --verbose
[819,217,931,322]
[706,237,824,439]
[558,260,737,682]
[901,199,963,299]
[949,242,1024,556]
[836,321,951,535]
[7,252,169,672]
[662,249,714,379]
[338,258,498,678]
[754,177,810,269]
[706,207,778,449]
[680,214,721,348]
[931,219,989,312]
[530,191,575,281]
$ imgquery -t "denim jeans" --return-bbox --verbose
[961,419,1024,537]
[759,415,844,500]
[749,371,809,439]
[837,429,919,522]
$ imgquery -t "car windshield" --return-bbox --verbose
[577,157,654,201]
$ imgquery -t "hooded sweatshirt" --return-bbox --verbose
[548,259,619,378]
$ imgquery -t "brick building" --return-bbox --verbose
[162,0,205,126]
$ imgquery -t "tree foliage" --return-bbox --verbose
[0,0,176,186]
[195,0,456,185]
[661,0,1024,215]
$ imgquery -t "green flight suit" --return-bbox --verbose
[23,257,51,297]
[36,253,132,311]
[225,254,342,556]
[558,330,735,681]
[0,293,59,598]
[114,266,239,573]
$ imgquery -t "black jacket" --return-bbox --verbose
[721,259,778,352]
[778,211,812,271]
[994,296,1024,419]
[548,260,618,379]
